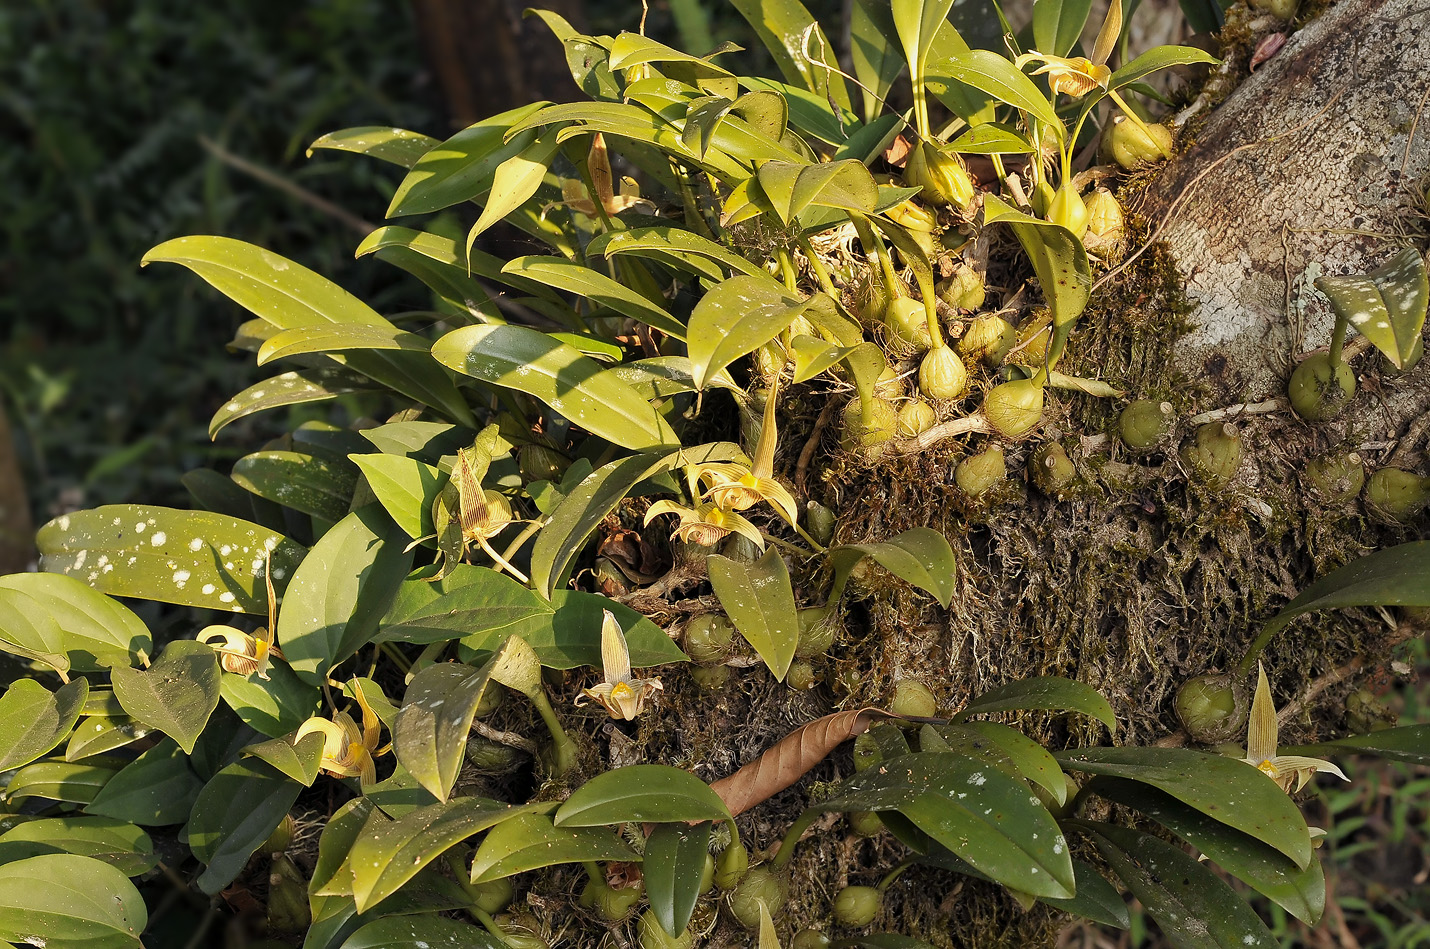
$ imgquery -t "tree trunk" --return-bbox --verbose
[0,402,34,575]
[1144,0,1430,409]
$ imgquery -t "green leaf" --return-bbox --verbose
[528,10,623,101]
[0,815,155,878]
[360,420,474,464]
[829,527,957,608]
[256,324,435,367]
[339,914,506,949]
[308,127,438,169]
[232,450,357,523]
[934,723,1069,806]
[1032,0,1094,57]
[387,103,550,216]
[0,854,146,949]
[791,335,860,384]
[1090,776,1324,925]
[242,732,328,787]
[279,506,413,686]
[110,640,220,754]
[142,237,475,426]
[588,226,766,280]
[66,716,153,762]
[349,454,445,541]
[1317,248,1429,369]
[738,76,859,147]
[727,0,853,109]
[982,193,1090,328]
[462,588,687,669]
[502,255,686,339]
[5,757,123,805]
[936,50,1062,135]
[34,504,305,616]
[469,811,638,884]
[356,226,565,305]
[0,572,151,670]
[1076,821,1278,948]
[0,678,88,772]
[1040,859,1131,929]
[210,368,377,439]
[1260,541,1430,643]
[378,565,549,646]
[219,662,323,738]
[610,33,736,77]
[687,274,808,391]
[556,764,734,827]
[758,159,880,224]
[345,797,550,913]
[1285,724,1430,766]
[832,937,937,949]
[947,122,1035,155]
[188,758,301,895]
[0,587,69,675]
[644,820,713,937]
[851,0,908,123]
[466,132,562,244]
[1057,747,1312,868]
[892,0,956,88]
[1109,45,1219,91]
[956,676,1116,733]
[802,752,1074,898]
[433,324,681,452]
[85,739,203,825]
[708,549,800,681]
[394,659,499,802]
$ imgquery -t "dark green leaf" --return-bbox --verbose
[340,914,506,949]
[829,527,957,608]
[1259,541,1430,644]
[188,758,301,894]
[469,811,637,884]
[1040,859,1130,929]
[1032,0,1094,57]
[0,816,155,878]
[6,757,124,805]
[0,854,146,949]
[708,549,800,681]
[65,716,153,762]
[1285,724,1430,766]
[462,589,687,670]
[210,368,377,439]
[85,739,203,825]
[933,723,1068,806]
[956,676,1116,733]
[111,640,220,754]
[645,820,713,937]
[393,659,499,802]
[555,764,734,827]
[379,565,551,646]
[0,677,88,771]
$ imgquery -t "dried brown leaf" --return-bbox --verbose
[709,707,896,817]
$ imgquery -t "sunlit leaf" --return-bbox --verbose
[828,527,957,608]
[0,854,146,949]
[501,256,686,339]
[386,103,549,216]
[469,811,637,884]
[393,658,498,802]
[556,764,734,827]
[111,640,220,754]
[0,678,89,771]
[231,450,357,522]
[308,127,438,169]
[983,194,1090,329]
[0,571,152,670]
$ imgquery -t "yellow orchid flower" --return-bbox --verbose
[198,552,282,679]
[645,499,766,550]
[1243,662,1348,794]
[556,133,656,219]
[295,681,385,788]
[576,610,663,720]
[690,378,800,526]
[1014,0,1121,99]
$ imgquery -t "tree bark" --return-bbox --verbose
[1143,0,1430,406]
[0,402,34,575]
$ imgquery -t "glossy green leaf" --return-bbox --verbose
[1056,747,1312,868]
[387,103,549,216]
[0,587,69,675]
[345,796,549,912]
[0,816,154,877]
[219,662,323,738]
[0,853,146,949]
[85,739,203,825]
[555,764,734,828]
[727,0,852,109]
[232,450,356,523]
[610,33,735,78]
[0,571,151,670]
[1259,541,1430,644]
[1109,45,1219,91]
[393,658,499,802]
[503,255,686,339]
[947,122,1035,155]
[829,527,957,608]
[210,367,377,438]
[687,274,808,391]
[1040,859,1131,929]
[763,159,880,224]
[469,811,637,884]
[588,226,765,279]
[256,323,434,367]
[0,678,89,771]
[983,194,1090,328]
[1077,821,1278,948]
[433,324,681,452]
[356,226,565,304]
[466,132,562,244]
[1032,0,1094,57]
[645,820,713,937]
[1286,724,1430,766]
[794,752,1074,898]
[348,454,445,541]
[34,504,305,616]
[66,716,153,762]
[308,127,438,169]
[5,757,123,805]
[378,565,549,646]
[851,0,907,123]
[1317,248,1429,368]
[242,731,328,786]
[937,50,1062,134]
[892,0,956,90]
[708,549,799,681]
[791,335,860,384]
[279,505,413,686]
[683,94,735,158]
[1090,776,1324,925]
[188,758,301,894]
[955,676,1116,733]
[464,589,687,670]
[360,420,474,465]
[527,10,622,101]
[934,723,1069,806]
[110,640,219,754]
[738,75,859,147]
[142,236,475,426]
[340,914,506,949]
[611,357,742,401]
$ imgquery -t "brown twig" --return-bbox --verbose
[795,399,839,497]
[198,135,376,236]
[888,414,992,454]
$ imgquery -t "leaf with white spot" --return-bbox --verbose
[1316,247,1429,369]
[34,504,305,617]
